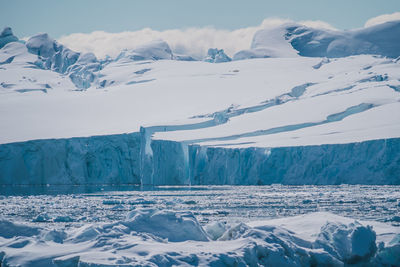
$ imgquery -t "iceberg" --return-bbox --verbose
[0,26,399,187]
[0,210,398,266]
[0,133,141,185]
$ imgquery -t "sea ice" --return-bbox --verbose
[0,210,398,266]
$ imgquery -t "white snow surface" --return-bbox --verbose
[233,24,300,59]
[0,210,399,266]
[233,21,400,59]
[1,42,399,148]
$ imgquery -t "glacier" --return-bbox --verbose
[0,23,400,187]
[1,19,400,267]
[0,133,141,186]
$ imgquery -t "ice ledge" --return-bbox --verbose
[0,134,399,186]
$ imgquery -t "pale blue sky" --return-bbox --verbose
[1,0,400,38]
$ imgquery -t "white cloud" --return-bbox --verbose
[364,12,400,28]
[58,18,337,59]
[58,27,257,59]
[299,20,338,31]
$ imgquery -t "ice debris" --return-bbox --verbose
[234,20,400,60]
[0,210,398,266]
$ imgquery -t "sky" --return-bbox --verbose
[1,0,400,37]
[1,0,400,58]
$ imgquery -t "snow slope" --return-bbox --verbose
[1,53,399,145]
[0,25,400,185]
[233,20,400,59]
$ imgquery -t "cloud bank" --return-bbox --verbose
[364,12,400,28]
[58,18,338,59]
[58,13,398,60]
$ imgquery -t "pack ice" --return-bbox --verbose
[0,21,400,186]
[0,210,399,266]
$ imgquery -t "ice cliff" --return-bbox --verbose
[1,134,399,186]
[0,133,141,185]
[204,48,231,63]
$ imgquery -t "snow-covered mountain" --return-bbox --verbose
[234,20,400,59]
[0,23,400,186]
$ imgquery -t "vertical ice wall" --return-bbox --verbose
[0,134,399,185]
[188,138,400,185]
[0,133,141,185]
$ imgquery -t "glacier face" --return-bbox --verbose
[1,134,399,185]
[0,133,141,185]
[188,139,400,185]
